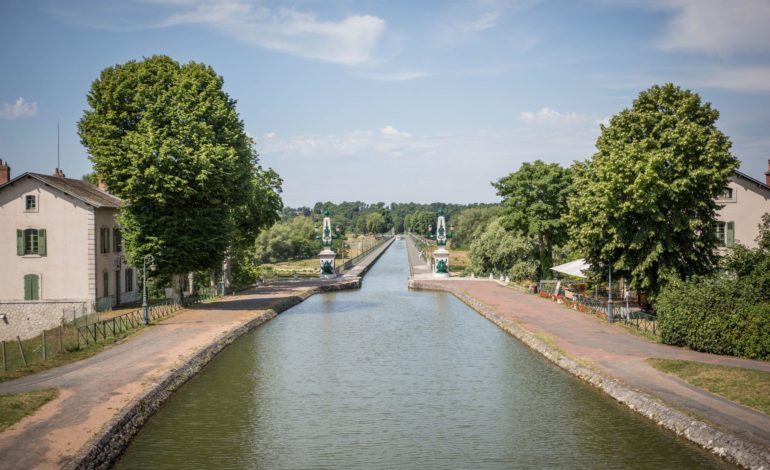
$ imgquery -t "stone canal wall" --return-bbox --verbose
[69,243,395,470]
[408,279,770,470]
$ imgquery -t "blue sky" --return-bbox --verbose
[2,0,770,207]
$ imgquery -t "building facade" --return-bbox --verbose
[0,167,137,340]
[715,161,770,249]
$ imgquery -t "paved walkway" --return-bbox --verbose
[424,278,770,452]
[404,234,432,277]
[0,240,394,470]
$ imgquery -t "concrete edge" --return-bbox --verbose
[408,279,770,470]
[68,279,361,470]
[354,237,396,279]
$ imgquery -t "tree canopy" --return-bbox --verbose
[567,83,737,300]
[493,160,571,278]
[78,55,282,280]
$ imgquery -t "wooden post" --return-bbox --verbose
[2,341,6,372]
[42,329,47,361]
[17,336,27,367]
[59,323,64,353]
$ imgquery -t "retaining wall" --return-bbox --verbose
[408,279,770,470]
[0,301,90,341]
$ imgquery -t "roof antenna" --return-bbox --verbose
[57,120,60,171]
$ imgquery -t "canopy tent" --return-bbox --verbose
[550,258,591,278]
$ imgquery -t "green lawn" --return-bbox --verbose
[647,358,770,416]
[0,389,59,432]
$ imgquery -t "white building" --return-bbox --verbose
[0,161,137,340]
[716,161,770,249]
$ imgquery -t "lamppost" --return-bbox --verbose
[607,261,613,323]
[142,254,156,326]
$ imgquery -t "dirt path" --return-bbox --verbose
[428,279,770,452]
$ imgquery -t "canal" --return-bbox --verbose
[118,240,728,469]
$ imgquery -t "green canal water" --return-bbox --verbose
[117,240,730,469]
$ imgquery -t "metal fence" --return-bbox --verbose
[1,291,219,376]
[538,280,657,335]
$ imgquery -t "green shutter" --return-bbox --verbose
[17,229,23,256]
[726,222,735,248]
[31,275,39,300]
[24,274,31,300]
[24,274,39,300]
[38,229,46,256]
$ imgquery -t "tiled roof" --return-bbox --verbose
[0,173,122,208]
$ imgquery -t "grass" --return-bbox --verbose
[0,388,59,432]
[449,249,471,271]
[647,358,770,416]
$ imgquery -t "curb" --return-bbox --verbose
[408,279,770,470]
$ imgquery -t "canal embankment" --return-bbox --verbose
[407,276,770,470]
[0,237,395,470]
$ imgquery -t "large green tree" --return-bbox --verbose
[493,160,571,278]
[450,206,500,249]
[567,83,737,301]
[78,55,281,293]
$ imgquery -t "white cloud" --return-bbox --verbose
[694,66,770,93]
[519,107,585,124]
[256,120,604,205]
[380,125,411,138]
[361,71,431,81]
[654,0,770,54]
[0,97,37,120]
[460,11,501,33]
[263,132,276,139]
[155,2,386,65]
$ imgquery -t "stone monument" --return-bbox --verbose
[431,208,450,278]
[318,208,337,278]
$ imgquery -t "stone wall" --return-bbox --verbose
[0,300,91,341]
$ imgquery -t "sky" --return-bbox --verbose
[1,0,770,207]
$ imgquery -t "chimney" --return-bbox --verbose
[765,159,770,186]
[53,167,66,178]
[0,159,10,185]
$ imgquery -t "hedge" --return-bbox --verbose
[656,275,770,360]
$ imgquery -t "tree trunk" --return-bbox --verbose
[188,272,195,295]
[210,271,217,290]
[170,273,184,302]
[222,249,232,293]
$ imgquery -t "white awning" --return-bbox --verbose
[550,258,591,278]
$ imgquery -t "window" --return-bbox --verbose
[125,268,134,292]
[17,229,46,256]
[722,188,733,199]
[103,271,109,297]
[24,274,40,301]
[715,222,726,245]
[715,221,735,248]
[100,227,110,254]
[113,228,122,253]
[25,195,37,211]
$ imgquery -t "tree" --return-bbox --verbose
[78,55,281,295]
[450,206,499,249]
[365,212,386,234]
[254,217,320,263]
[567,83,737,301]
[493,160,570,277]
[469,218,537,280]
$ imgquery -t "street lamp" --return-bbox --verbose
[142,254,156,326]
[607,261,613,323]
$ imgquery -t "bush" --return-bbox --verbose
[657,275,770,359]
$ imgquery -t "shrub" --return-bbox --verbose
[657,275,770,359]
